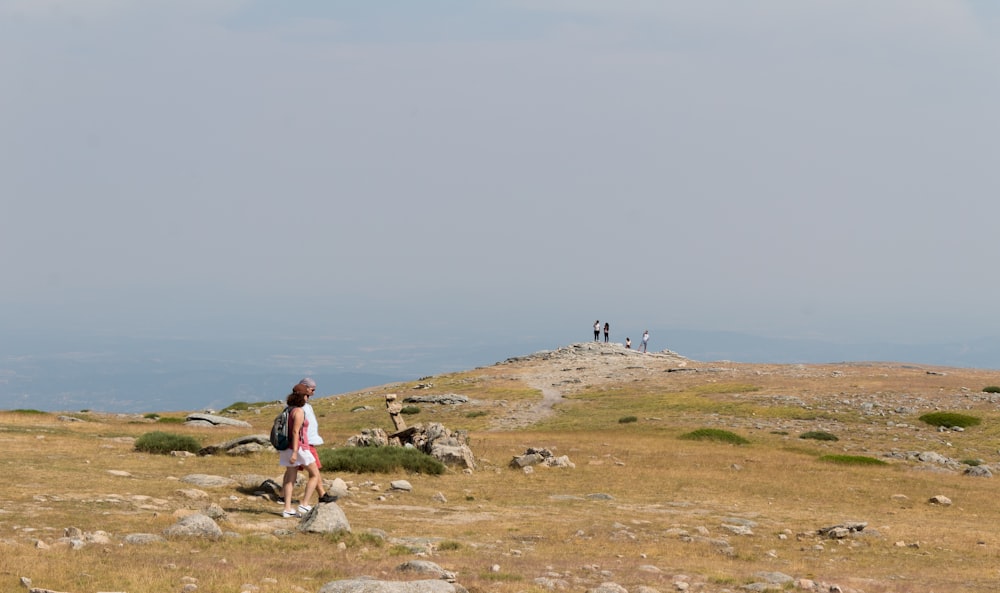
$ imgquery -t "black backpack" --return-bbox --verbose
[269,407,292,451]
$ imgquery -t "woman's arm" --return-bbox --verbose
[289,407,304,461]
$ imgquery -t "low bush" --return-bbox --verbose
[679,428,749,445]
[11,409,47,415]
[134,431,201,455]
[465,411,488,418]
[918,412,981,428]
[819,455,887,466]
[317,446,445,474]
[143,413,159,420]
[983,386,1000,394]
[963,459,983,466]
[618,416,638,424]
[800,431,839,442]
[156,416,184,424]
[221,401,272,413]
[400,405,421,415]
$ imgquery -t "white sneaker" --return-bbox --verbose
[297,505,312,515]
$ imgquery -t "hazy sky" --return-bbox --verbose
[3,1,999,352]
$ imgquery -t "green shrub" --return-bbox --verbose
[465,411,488,418]
[143,413,160,420]
[800,431,839,442]
[437,540,462,551]
[156,416,184,424]
[679,428,749,445]
[11,409,47,415]
[317,446,445,474]
[983,386,1000,394]
[618,416,638,424]
[963,459,983,466]
[770,431,789,435]
[134,431,201,455]
[400,405,421,415]
[918,412,981,428]
[221,401,272,413]
[819,455,887,466]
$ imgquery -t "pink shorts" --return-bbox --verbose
[305,444,322,470]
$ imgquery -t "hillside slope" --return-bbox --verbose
[4,343,1000,593]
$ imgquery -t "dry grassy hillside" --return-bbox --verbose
[4,342,1000,593]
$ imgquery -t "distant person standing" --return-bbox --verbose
[641,330,649,353]
[593,320,600,341]
[603,322,610,343]
[298,378,338,504]
[625,337,631,349]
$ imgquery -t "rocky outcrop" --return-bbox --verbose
[184,413,253,428]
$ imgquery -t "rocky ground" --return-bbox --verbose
[9,342,1000,593]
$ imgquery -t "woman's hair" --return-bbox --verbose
[286,391,308,407]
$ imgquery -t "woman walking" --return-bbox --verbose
[279,388,321,518]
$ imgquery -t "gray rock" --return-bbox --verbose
[199,435,273,456]
[403,394,469,405]
[534,577,571,590]
[396,560,456,580]
[180,474,239,488]
[390,480,413,492]
[753,572,793,584]
[163,514,223,538]
[184,413,253,428]
[319,578,459,593]
[124,533,167,545]
[588,583,628,593]
[299,503,352,535]
[964,465,993,477]
[431,443,476,470]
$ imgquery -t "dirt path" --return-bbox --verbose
[486,342,691,430]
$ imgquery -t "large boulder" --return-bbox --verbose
[299,503,352,535]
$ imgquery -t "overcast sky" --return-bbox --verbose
[3,1,999,355]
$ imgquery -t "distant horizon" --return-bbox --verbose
[3,326,998,415]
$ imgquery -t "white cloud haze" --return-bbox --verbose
[3,1,999,357]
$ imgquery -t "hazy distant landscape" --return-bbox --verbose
[3,328,998,414]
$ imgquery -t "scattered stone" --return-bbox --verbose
[198,435,273,456]
[403,394,469,405]
[964,466,993,478]
[184,413,253,428]
[163,514,223,539]
[391,480,413,492]
[124,533,167,545]
[318,578,458,593]
[180,474,239,488]
[510,448,574,469]
[817,522,866,539]
[396,560,456,581]
[929,495,952,506]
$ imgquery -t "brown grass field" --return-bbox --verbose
[4,343,1000,593]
